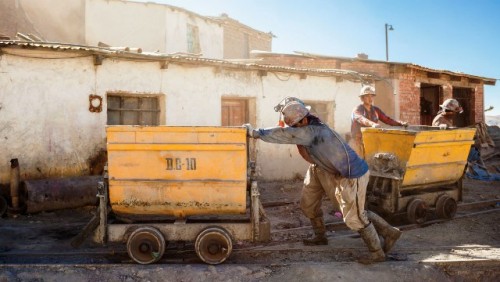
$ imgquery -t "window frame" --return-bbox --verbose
[303,100,334,127]
[187,23,201,54]
[106,93,162,126]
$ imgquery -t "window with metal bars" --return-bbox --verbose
[107,94,160,125]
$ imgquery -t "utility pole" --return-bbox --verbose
[385,23,394,61]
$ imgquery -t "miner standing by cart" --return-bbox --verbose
[244,97,401,264]
[350,85,408,158]
[432,98,463,128]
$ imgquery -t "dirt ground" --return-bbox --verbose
[0,176,499,281]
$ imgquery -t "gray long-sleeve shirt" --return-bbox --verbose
[254,122,368,179]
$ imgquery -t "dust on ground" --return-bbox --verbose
[0,176,499,281]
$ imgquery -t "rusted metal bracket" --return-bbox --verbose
[89,94,103,113]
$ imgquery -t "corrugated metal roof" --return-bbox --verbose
[0,40,374,83]
[0,40,99,52]
[276,51,497,85]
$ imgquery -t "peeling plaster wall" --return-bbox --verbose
[161,66,261,126]
[0,51,106,183]
[164,10,223,58]
[0,49,363,184]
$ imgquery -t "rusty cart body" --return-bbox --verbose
[90,126,269,265]
[362,126,476,223]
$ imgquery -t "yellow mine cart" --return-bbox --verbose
[362,126,476,224]
[106,126,248,217]
[88,126,269,265]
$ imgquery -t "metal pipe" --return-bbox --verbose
[10,159,20,209]
[23,175,102,214]
[251,181,260,242]
[385,23,393,61]
[97,180,108,245]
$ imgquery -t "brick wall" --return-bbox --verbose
[474,85,484,122]
[256,55,487,125]
[340,62,391,78]
[442,83,453,100]
[398,71,421,124]
[219,17,272,59]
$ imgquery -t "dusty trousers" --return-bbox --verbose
[300,164,342,219]
[348,137,365,159]
[301,165,370,231]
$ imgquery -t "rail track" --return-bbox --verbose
[0,199,497,264]
[269,199,500,234]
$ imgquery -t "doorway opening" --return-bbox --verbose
[420,84,442,125]
[453,87,474,127]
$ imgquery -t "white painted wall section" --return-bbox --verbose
[86,0,167,52]
[0,48,364,183]
[0,52,106,183]
[164,9,223,58]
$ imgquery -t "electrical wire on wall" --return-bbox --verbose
[271,71,292,81]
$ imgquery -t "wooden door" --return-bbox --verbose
[221,99,248,126]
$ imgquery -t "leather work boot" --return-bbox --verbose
[303,217,328,246]
[367,210,402,253]
[358,223,386,264]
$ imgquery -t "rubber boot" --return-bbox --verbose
[367,210,402,253]
[358,223,386,264]
[303,217,328,246]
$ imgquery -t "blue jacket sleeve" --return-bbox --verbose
[256,126,315,146]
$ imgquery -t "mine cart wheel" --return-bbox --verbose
[195,226,233,265]
[435,195,457,219]
[406,198,428,224]
[126,226,166,265]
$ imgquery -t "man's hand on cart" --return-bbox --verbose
[243,124,259,138]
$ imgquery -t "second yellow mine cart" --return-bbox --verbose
[362,126,476,223]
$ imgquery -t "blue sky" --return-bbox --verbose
[136,0,500,115]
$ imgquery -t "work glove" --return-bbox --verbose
[243,124,259,138]
[371,123,381,128]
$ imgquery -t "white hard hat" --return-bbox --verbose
[359,85,376,97]
[282,100,309,126]
[440,98,463,113]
